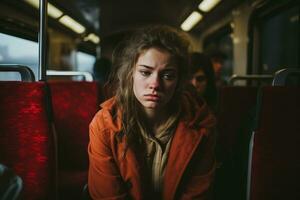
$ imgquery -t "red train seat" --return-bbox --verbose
[216,86,259,162]
[48,81,100,199]
[247,86,300,200]
[0,82,57,200]
[214,86,259,200]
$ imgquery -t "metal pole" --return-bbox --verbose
[96,45,101,59]
[38,0,47,81]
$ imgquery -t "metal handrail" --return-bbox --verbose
[229,74,274,85]
[46,70,94,82]
[272,68,300,86]
[38,0,48,81]
[0,64,36,82]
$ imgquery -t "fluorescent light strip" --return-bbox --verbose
[48,3,63,18]
[24,0,63,19]
[84,33,100,44]
[181,11,203,32]
[198,0,221,12]
[25,0,39,8]
[25,0,86,34]
[59,15,86,34]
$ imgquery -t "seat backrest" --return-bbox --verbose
[248,86,300,200]
[0,82,56,200]
[216,86,259,162]
[272,68,300,86]
[48,81,100,171]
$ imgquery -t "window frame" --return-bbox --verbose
[247,0,298,74]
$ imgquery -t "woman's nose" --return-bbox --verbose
[149,75,160,90]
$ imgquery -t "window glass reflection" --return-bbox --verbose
[0,33,38,80]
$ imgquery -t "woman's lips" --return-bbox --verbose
[144,94,160,101]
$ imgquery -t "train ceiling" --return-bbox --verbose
[1,0,244,40]
[53,0,243,37]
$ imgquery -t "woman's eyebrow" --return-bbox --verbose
[137,64,177,71]
[137,65,154,69]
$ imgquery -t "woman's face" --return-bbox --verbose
[133,48,178,114]
[190,69,207,95]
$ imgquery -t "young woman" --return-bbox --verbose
[88,25,216,200]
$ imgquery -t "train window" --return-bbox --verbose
[249,1,299,75]
[0,33,38,80]
[203,25,233,82]
[76,51,95,73]
[260,6,299,74]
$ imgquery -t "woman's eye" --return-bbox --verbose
[162,73,176,80]
[140,70,151,76]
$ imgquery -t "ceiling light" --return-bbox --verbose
[198,0,221,12]
[59,15,86,34]
[48,3,63,18]
[181,11,203,32]
[24,0,63,19]
[25,0,39,9]
[84,33,100,44]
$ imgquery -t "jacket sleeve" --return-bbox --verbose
[88,111,128,200]
[180,128,217,200]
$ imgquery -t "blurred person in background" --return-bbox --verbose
[93,57,112,84]
[209,51,227,87]
[93,57,113,100]
[189,52,217,111]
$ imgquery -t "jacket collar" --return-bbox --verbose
[100,97,122,132]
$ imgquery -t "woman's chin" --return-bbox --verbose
[143,102,163,110]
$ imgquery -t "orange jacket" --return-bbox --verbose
[88,93,216,200]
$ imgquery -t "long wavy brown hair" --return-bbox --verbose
[112,25,190,150]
